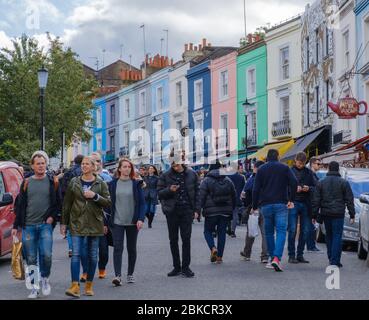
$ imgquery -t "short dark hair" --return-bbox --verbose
[295,151,307,163]
[255,160,265,168]
[309,156,320,166]
[74,155,84,165]
[328,161,339,172]
[266,149,279,162]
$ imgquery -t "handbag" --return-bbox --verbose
[11,236,25,280]
[248,213,259,238]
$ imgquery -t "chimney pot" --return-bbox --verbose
[202,38,207,47]
[189,43,193,50]
[194,46,198,51]
[199,44,202,51]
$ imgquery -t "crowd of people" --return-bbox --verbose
[11,148,356,299]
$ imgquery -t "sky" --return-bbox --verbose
[0,0,310,69]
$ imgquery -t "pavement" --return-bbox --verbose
[1,206,369,300]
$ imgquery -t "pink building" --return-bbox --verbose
[210,51,238,158]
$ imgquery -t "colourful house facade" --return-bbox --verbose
[237,40,268,158]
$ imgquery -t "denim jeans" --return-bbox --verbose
[287,201,310,258]
[261,203,288,261]
[145,198,157,215]
[323,216,344,265]
[71,236,99,282]
[98,235,109,271]
[306,221,317,250]
[231,206,244,233]
[22,223,53,278]
[203,215,229,257]
[66,228,73,251]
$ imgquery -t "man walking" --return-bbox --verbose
[312,161,355,268]
[288,152,316,264]
[12,151,61,299]
[157,158,200,277]
[252,149,297,272]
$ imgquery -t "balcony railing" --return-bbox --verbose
[272,119,291,138]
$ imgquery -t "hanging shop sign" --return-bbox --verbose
[327,96,368,119]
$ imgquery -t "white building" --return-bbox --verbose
[266,15,302,142]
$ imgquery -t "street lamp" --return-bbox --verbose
[38,65,49,151]
[242,98,254,170]
[152,116,162,165]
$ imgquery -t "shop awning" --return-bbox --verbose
[320,147,357,164]
[280,127,325,162]
[247,139,294,161]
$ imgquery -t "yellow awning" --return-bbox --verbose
[247,139,294,161]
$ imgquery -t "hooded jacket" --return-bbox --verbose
[200,169,237,218]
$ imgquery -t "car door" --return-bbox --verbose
[0,168,22,255]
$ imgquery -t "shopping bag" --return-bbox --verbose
[11,236,25,280]
[247,213,259,238]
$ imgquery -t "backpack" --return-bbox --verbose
[210,177,233,206]
[22,175,59,193]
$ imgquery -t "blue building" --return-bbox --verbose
[355,0,369,137]
[150,67,171,170]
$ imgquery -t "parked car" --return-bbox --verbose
[0,162,23,256]
[358,193,369,260]
[315,168,369,246]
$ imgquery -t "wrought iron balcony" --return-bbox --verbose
[272,119,291,138]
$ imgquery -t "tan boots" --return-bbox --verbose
[65,281,94,298]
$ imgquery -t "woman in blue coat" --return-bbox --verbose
[144,165,159,228]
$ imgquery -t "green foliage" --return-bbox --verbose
[0,34,97,164]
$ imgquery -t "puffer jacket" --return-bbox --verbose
[199,169,236,218]
[62,175,112,236]
[312,171,355,219]
[157,167,200,215]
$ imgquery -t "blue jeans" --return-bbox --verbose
[71,236,99,282]
[306,221,317,250]
[22,223,53,278]
[288,201,310,258]
[203,215,229,257]
[323,217,344,265]
[66,228,73,251]
[145,198,157,215]
[261,203,288,261]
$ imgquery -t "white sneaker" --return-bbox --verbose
[41,277,51,296]
[266,257,274,269]
[127,275,135,283]
[28,288,40,299]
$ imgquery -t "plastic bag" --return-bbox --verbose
[248,213,259,238]
[11,236,25,280]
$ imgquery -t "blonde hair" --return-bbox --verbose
[83,156,97,171]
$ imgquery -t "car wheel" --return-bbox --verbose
[357,237,367,260]
[316,225,325,243]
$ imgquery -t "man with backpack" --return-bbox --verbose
[200,162,236,264]
[12,151,62,299]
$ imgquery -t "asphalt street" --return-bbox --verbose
[1,206,369,300]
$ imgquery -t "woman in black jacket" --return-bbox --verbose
[144,165,159,228]
[200,163,236,264]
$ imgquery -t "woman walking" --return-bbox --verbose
[61,156,111,298]
[144,165,159,228]
[109,159,145,286]
[200,162,236,264]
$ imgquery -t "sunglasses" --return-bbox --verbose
[96,160,101,163]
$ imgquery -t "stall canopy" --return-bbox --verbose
[280,127,326,162]
[247,139,294,161]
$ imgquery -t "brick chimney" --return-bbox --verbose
[202,38,207,47]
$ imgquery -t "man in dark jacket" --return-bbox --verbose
[200,163,236,264]
[252,149,297,272]
[157,160,200,278]
[12,151,62,299]
[227,167,246,237]
[312,161,355,268]
[288,152,316,264]
[61,155,83,199]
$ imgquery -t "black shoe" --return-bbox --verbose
[182,268,195,278]
[297,256,310,263]
[288,257,299,264]
[167,268,182,277]
[148,224,152,229]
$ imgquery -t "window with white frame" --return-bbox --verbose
[125,99,130,118]
[219,114,228,148]
[279,96,290,121]
[96,108,102,128]
[194,79,203,109]
[343,30,350,69]
[248,110,257,144]
[220,70,229,99]
[157,86,163,110]
[176,82,182,107]
[110,104,116,124]
[247,68,256,98]
[280,47,289,80]
[96,133,102,151]
[139,90,146,115]
[194,116,203,150]
[124,130,130,149]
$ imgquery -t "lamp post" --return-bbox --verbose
[152,116,162,165]
[38,65,49,151]
[242,98,254,170]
